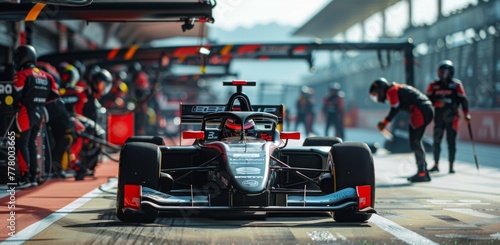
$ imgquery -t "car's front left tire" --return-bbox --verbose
[116,142,161,223]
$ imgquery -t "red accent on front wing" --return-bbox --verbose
[356,185,372,210]
[124,184,142,211]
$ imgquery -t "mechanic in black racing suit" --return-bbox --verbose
[426,60,470,174]
[79,69,113,179]
[128,62,151,135]
[12,45,60,188]
[37,62,74,178]
[295,86,315,136]
[322,82,345,139]
[369,78,434,182]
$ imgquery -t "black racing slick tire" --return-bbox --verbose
[116,142,161,223]
[303,136,343,147]
[330,142,375,222]
[125,135,165,145]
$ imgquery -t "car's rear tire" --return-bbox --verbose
[330,142,375,222]
[303,136,342,147]
[116,142,160,223]
[125,135,165,145]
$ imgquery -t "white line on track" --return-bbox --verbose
[369,214,439,245]
[444,208,499,219]
[1,180,117,245]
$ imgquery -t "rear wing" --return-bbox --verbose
[180,103,285,131]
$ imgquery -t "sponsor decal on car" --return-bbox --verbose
[241,180,259,187]
[233,153,260,158]
[235,176,264,179]
[191,105,225,113]
[235,167,261,175]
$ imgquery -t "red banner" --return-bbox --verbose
[108,112,134,145]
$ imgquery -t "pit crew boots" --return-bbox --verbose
[73,161,87,181]
[407,171,431,182]
[429,163,439,173]
[449,163,455,174]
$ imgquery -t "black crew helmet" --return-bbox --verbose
[13,45,37,70]
[369,77,391,103]
[84,64,101,82]
[91,69,113,97]
[129,62,142,73]
[329,82,341,91]
[437,60,454,81]
[72,60,86,78]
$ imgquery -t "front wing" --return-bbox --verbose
[122,185,375,214]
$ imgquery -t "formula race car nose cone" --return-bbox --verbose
[226,150,269,193]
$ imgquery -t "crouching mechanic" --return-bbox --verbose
[369,77,434,182]
[12,45,60,188]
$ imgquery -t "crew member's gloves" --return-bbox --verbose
[465,114,471,124]
[377,120,388,131]
[71,117,86,134]
[436,100,446,108]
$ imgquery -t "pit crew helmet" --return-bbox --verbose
[13,45,36,70]
[58,62,81,89]
[437,60,454,81]
[223,118,256,138]
[129,61,142,74]
[329,82,341,92]
[91,69,113,98]
[84,65,101,82]
[369,77,391,103]
[72,60,86,79]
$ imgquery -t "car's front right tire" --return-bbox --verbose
[330,142,375,222]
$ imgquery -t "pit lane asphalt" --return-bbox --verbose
[1,128,499,244]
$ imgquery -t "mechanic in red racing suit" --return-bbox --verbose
[13,45,60,188]
[369,77,434,182]
[426,60,470,174]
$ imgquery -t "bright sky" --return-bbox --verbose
[211,0,478,37]
[211,0,330,31]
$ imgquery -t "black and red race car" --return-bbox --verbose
[116,81,376,223]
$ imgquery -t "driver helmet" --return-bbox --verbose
[223,118,256,137]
